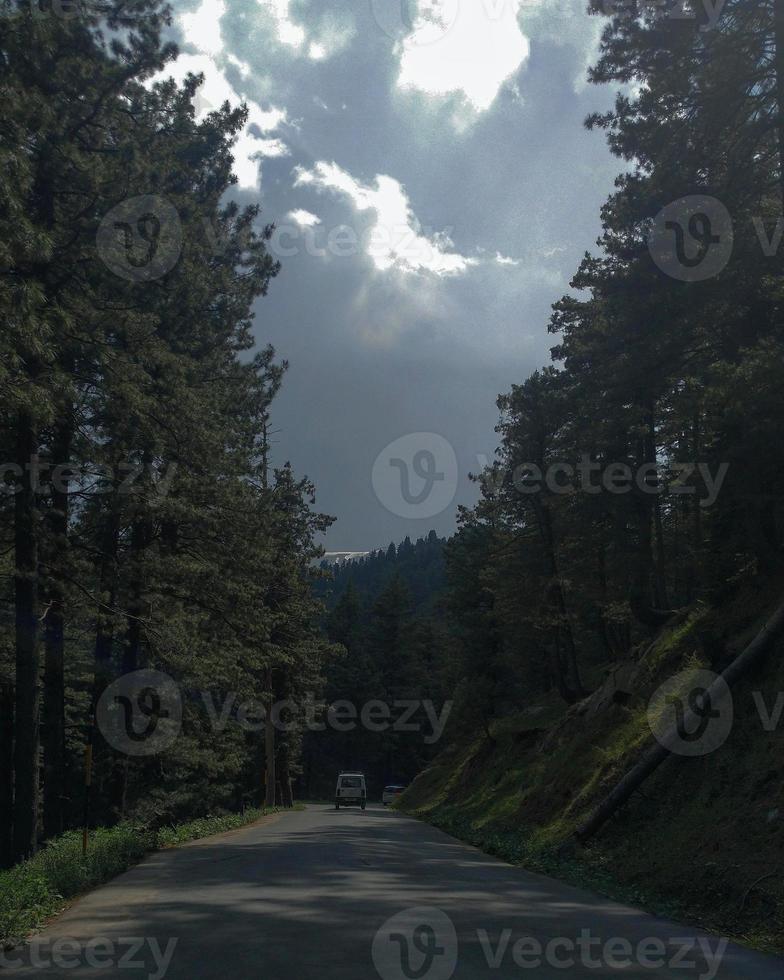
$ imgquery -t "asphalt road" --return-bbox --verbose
[4,804,782,979]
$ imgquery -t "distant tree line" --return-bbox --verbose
[302,533,453,799]
[0,1,334,867]
[315,531,446,616]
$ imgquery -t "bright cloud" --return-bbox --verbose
[231,133,289,188]
[518,0,604,93]
[257,0,355,59]
[286,209,321,228]
[260,0,306,48]
[308,12,357,60]
[180,0,226,57]
[226,52,253,78]
[293,161,476,277]
[397,0,529,113]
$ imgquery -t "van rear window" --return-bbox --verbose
[340,776,362,787]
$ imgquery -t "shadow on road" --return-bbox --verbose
[4,805,781,980]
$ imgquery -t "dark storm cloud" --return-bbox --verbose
[168,0,620,550]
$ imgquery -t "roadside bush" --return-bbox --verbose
[0,808,273,948]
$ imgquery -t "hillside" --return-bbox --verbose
[398,575,784,954]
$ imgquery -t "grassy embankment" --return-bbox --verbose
[0,806,292,948]
[399,577,784,954]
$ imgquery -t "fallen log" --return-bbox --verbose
[575,596,784,844]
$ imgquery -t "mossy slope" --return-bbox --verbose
[400,579,784,953]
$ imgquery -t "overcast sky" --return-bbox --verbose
[163,0,620,551]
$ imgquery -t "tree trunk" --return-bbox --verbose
[122,513,151,674]
[0,679,14,868]
[691,410,702,553]
[535,498,586,701]
[90,498,120,829]
[92,503,120,694]
[277,744,294,808]
[42,606,66,840]
[264,667,276,808]
[652,495,669,608]
[576,594,784,843]
[630,421,673,629]
[43,419,71,840]
[112,510,151,817]
[13,411,42,861]
[645,412,670,611]
[774,0,784,213]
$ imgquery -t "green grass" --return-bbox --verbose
[0,806,279,948]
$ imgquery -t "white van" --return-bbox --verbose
[335,772,366,809]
